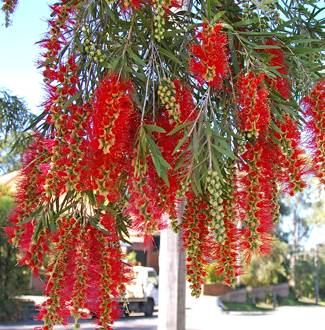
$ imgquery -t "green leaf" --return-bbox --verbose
[291,47,324,55]
[174,155,186,172]
[212,142,237,160]
[167,121,191,136]
[252,45,281,50]
[147,136,170,186]
[32,218,44,242]
[144,124,166,133]
[172,134,189,155]
[158,47,183,66]
[233,17,260,27]
[17,205,43,225]
[127,48,146,66]
[228,32,240,75]
[211,11,226,24]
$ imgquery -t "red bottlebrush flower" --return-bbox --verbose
[91,74,134,156]
[39,1,85,197]
[263,39,291,99]
[173,79,197,123]
[275,115,309,194]
[38,215,128,329]
[236,72,271,134]
[6,134,53,273]
[301,79,325,183]
[85,74,136,202]
[208,165,241,286]
[125,167,166,235]
[189,23,229,88]
[181,193,214,297]
[236,135,279,260]
[152,111,191,221]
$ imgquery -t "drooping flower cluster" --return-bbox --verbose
[37,215,128,329]
[40,1,85,196]
[236,72,271,135]
[189,23,229,88]
[126,165,166,236]
[236,136,279,260]
[155,80,196,214]
[5,135,53,273]
[182,193,211,297]
[301,80,325,183]
[234,69,306,263]
[213,163,241,286]
[125,79,196,236]
[275,115,308,194]
[206,170,226,243]
[88,75,135,202]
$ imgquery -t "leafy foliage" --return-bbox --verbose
[295,246,325,300]
[241,240,288,287]
[0,185,30,321]
[0,91,34,174]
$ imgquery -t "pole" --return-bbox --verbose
[158,2,190,328]
[158,222,186,330]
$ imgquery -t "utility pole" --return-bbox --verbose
[158,221,186,330]
[158,2,190,328]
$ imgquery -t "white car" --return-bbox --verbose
[122,266,159,317]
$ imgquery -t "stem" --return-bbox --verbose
[118,16,135,80]
[188,87,210,137]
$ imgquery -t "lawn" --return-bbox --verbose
[223,297,325,312]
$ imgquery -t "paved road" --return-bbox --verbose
[0,314,158,330]
[0,299,324,330]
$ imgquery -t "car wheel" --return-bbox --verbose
[143,298,154,317]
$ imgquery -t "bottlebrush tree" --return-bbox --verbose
[2,0,324,328]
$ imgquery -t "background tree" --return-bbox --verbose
[0,90,34,174]
[241,240,288,288]
[280,178,325,289]
[294,245,325,302]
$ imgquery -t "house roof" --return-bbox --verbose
[0,170,20,194]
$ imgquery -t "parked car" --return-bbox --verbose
[121,266,158,317]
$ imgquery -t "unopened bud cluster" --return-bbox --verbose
[158,78,179,122]
[153,0,168,42]
[82,27,105,64]
[206,170,226,243]
[176,179,190,199]
[245,130,259,140]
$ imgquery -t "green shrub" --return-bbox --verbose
[0,186,30,321]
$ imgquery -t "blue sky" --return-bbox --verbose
[0,1,52,113]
